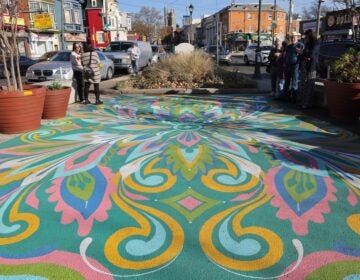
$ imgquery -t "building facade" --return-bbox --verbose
[200,3,287,50]
[27,0,60,58]
[55,0,86,50]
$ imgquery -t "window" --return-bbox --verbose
[29,2,40,12]
[249,25,253,32]
[74,10,80,24]
[268,13,272,20]
[96,32,104,43]
[91,0,96,7]
[247,13,252,19]
[64,9,71,23]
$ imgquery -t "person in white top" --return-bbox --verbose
[70,42,84,102]
[127,43,141,74]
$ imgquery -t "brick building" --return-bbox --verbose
[201,3,287,50]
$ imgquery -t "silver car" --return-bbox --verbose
[25,50,114,82]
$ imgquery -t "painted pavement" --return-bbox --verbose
[0,95,359,279]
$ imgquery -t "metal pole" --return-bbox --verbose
[216,19,219,65]
[288,0,293,35]
[243,7,246,32]
[253,0,262,79]
[272,0,276,45]
[190,12,192,44]
[60,0,64,50]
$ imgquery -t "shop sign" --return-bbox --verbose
[3,16,25,26]
[64,33,87,42]
[33,14,53,29]
[325,8,360,31]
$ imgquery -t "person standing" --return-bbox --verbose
[299,29,317,109]
[127,43,141,75]
[284,32,303,102]
[70,43,84,103]
[81,43,102,105]
[268,39,282,97]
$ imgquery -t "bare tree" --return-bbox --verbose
[131,7,163,42]
[301,1,332,20]
[0,0,22,91]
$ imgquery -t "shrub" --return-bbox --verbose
[332,48,360,83]
[47,81,64,90]
[116,50,256,90]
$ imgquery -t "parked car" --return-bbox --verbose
[37,51,58,62]
[25,50,114,82]
[203,45,232,64]
[243,44,272,65]
[0,55,37,77]
[151,45,167,63]
[104,40,152,73]
[316,40,360,79]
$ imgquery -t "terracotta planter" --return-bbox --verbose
[42,86,71,119]
[0,85,46,134]
[324,80,360,122]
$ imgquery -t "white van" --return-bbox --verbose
[104,40,152,73]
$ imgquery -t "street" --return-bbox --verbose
[0,55,267,90]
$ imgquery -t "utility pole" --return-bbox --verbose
[272,0,277,45]
[60,0,64,50]
[287,0,293,35]
[253,0,262,79]
[315,0,324,39]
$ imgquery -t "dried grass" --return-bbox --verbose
[116,50,256,90]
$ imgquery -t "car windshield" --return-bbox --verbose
[152,46,159,52]
[106,42,133,52]
[260,46,272,51]
[50,52,70,61]
[39,52,56,61]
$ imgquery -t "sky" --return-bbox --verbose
[119,0,317,25]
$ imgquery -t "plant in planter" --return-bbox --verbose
[42,81,71,119]
[0,0,46,134]
[324,48,360,122]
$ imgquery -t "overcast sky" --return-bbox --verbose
[119,0,321,24]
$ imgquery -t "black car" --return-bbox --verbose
[0,55,37,77]
[316,40,360,79]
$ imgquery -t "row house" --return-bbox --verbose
[1,0,29,56]
[2,0,129,58]
[200,3,287,49]
[84,0,130,49]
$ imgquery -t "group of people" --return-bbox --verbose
[71,42,103,105]
[267,29,317,109]
[71,42,141,104]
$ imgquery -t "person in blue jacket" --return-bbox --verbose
[283,32,304,102]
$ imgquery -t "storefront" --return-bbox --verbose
[29,32,60,58]
[323,8,360,41]
[63,33,87,50]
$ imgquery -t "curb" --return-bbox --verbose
[101,87,265,96]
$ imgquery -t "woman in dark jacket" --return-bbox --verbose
[81,43,102,105]
[268,39,282,97]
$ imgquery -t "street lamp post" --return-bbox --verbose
[243,7,247,33]
[253,0,262,79]
[315,0,324,39]
[188,4,194,44]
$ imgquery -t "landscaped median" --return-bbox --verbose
[114,50,258,95]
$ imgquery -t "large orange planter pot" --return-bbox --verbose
[42,86,71,119]
[0,85,46,134]
[324,80,360,122]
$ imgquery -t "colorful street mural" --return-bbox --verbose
[0,95,359,279]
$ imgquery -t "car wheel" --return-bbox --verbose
[106,67,113,80]
[244,55,249,65]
